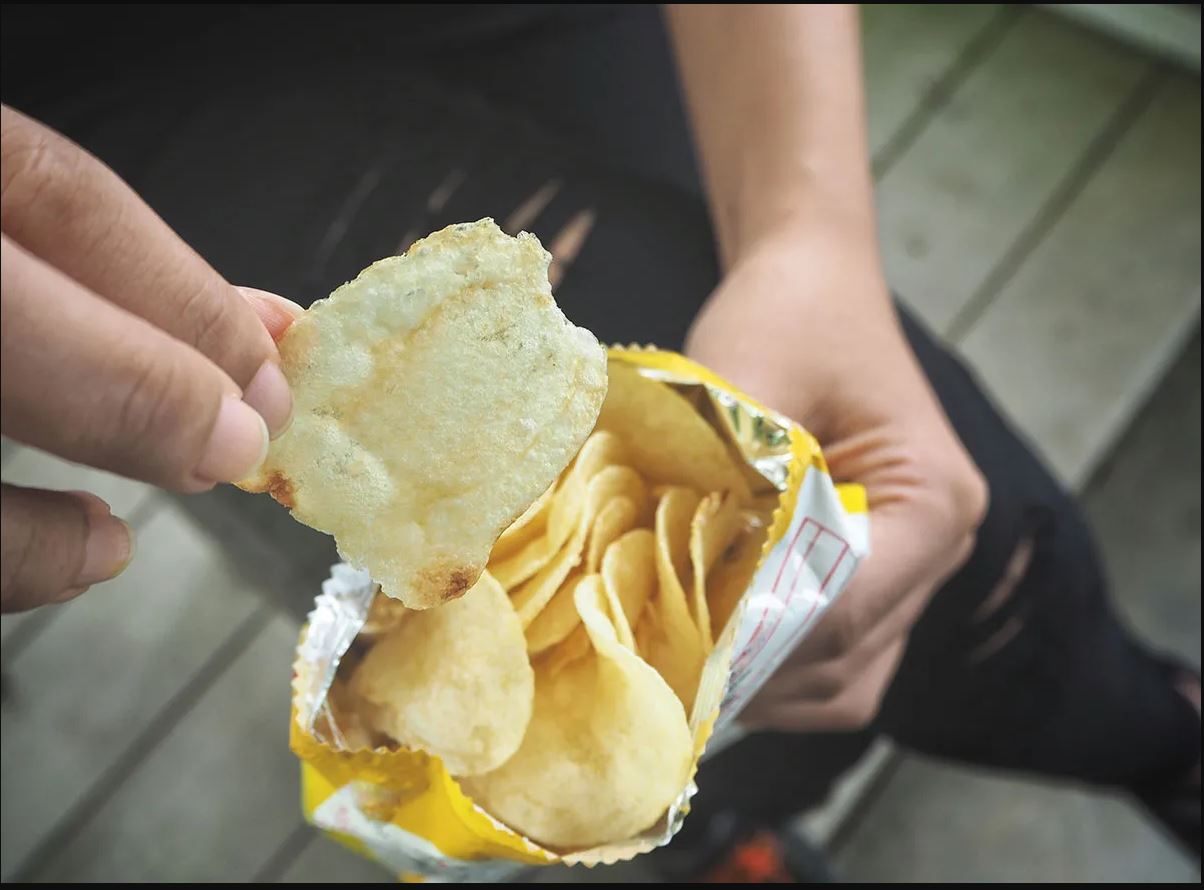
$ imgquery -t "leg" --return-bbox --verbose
[877,311,1200,852]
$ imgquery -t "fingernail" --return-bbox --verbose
[237,286,305,318]
[237,286,306,341]
[77,515,135,586]
[196,395,270,483]
[242,360,293,439]
[67,491,112,521]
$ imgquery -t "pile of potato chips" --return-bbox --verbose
[264,221,866,874]
[326,363,772,852]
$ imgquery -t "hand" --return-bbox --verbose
[1,105,303,613]
[687,223,988,732]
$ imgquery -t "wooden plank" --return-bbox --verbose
[0,507,265,879]
[1043,4,1201,72]
[34,614,301,882]
[795,739,896,847]
[958,74,1201,489]
[876,10,1149,334]
[832,754,1197,882]
[861,5,1005,159]
[275,834,396,884]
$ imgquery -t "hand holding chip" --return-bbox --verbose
[685,228,990,733]
[0,106,302,612]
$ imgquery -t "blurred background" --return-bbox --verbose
[1,3,1200,882]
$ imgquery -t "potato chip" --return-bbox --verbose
[706,518,768,642]
[688,492,742,648]
[489,481,555,563]
[463,577,691,849]
[488,431,624,591]
[599,578,637,651]
[600,528,657,644]
[239,219,607,608]
[585,495,640,573]
[541,623,592,676]
[595,362,750,504]
[525,486,643,654]
[358,588,410,639]
[634,613,657,659]
[349,571,533,775]
[547,431,628,549]
[512,465,645,627]
[524,570,586,655]
[642,488,707,711]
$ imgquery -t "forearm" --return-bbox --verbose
[665,4,880,273]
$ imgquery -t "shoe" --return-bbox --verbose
[648,812,838,883]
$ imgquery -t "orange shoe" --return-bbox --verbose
[698,830,797,883]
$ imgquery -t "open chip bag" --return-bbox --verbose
[250,220,870,881]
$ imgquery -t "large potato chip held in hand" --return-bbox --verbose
[239,219,608,608]
[349,571,534,776]
[463,577,692,849]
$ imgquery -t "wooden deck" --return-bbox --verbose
[1,5,1199,882]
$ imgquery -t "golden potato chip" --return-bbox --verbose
[358,588,410,639]
[599,577,637,651]
[240,219,607,608]
[546,430,628,549]
[600,528,657,643]
[541,623,592,676]
[349,571,533,776]
[488,431,624,591]
[525,488,642,654]
[643,488,707,711]
[489,482,555,563]
[463,577,692,849]
[706,518,768,642]
[657,487,698,591]
[512,465,645,627]
[585,495,640,573]
[634,613,657,659]
[595,363,750,504]
[524,570,586,655]
[688,491,742,648]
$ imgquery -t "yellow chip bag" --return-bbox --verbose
[286,237,869,881]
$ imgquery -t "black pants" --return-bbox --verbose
[4,0,1196,838]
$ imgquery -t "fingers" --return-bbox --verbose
[0,485,134,613]
[0,105,292,433]
[793,501,975,666]
[742,636,906,733]
[765,581,933,702]
[744,503,975,733]
[1,237,268,490]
